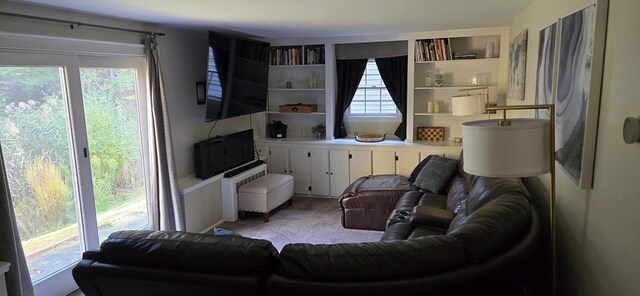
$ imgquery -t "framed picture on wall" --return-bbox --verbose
[535,22,557,119]
[507,29,527,101]
[555,1,608,189]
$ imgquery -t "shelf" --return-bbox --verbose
[268,88,325,91]
[270,64,324,68]
[415,85,497,90]
[415,112,453,116]
[266,111,326,115]
[415,57,500,64]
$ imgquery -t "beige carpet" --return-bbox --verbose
[218,196,383,251]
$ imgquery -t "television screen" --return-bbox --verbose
[194,129,256,179]
[206,32,269,121]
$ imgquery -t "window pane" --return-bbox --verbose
[0,66,81,283]
[349,59,397,116]
[79,68,150,243]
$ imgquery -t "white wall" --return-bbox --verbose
[511,0,640,295]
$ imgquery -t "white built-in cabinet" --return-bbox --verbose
[328,149,350,197]
[290,148,312,194]
[267,146,289,174]
[257,139,461,198]
[348,150,372,183]
[372,150,423,177]
[310,148,331,196]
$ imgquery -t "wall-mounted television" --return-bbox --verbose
[206,31,270,121]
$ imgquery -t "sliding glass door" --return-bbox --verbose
[0,52,151,295]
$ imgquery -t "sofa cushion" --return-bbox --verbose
[408,154,433,182]
[417,193,447,208]
[410,206,454,229]
[98,230,277,276]
[466,177,530,214]
[447,194,531,263]
[277,236,466,281]
[446,176,468,213]
[412,155,458,194]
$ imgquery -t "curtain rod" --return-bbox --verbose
[0,11,165,37]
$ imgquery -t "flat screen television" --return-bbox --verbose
[206,31,270,121]
[194,129,256,179]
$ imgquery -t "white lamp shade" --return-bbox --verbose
[451,94,483,116]
[462,118,550,177]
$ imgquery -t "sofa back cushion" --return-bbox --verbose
[465,177,530,214]
[277,235,465,281]
[99,230,278,276]
[447,194,531,263]
[446,176,467,213]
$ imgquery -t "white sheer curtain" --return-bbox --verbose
[0,146,34,296]
[145,35,185,231]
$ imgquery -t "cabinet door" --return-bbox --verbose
[268,146,289,174]
[349,150,372,183]
[396,151,421,178]
[329,149,350,197]
[290,148,311,195]
[310,148,330,196]
[255,145,268,161]
[372,150,396,175]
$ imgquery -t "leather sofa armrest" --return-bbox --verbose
[410,206,454,229]
[82,250,103,261]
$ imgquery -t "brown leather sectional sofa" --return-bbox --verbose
[73,155,540,296]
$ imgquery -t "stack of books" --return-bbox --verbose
[452,51,477,60]
[414,38,452,61]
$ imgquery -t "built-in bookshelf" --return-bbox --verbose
[267,44,327,138]
[409,30,507,143]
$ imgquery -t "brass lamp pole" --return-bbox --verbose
[484,104,556,295]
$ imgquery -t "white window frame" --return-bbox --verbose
[0,32,150,296]
[346,58,400,122]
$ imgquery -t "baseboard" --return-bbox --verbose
[200,220,225,234]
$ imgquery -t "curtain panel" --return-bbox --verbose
[334,59,368,138]
[0,147,35,296]
[145,35,186,231]
[375,56,408,140]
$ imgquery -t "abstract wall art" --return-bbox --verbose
[535,22,557,119]
[508,29,527,101]
[555,1,608,189]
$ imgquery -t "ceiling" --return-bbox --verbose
[19,0,534,39]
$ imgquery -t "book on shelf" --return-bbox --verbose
[270,45,325,66]
[452,51,477,60]
[270,47,302,65]
[414,38,452,61]
[304,45,325,65]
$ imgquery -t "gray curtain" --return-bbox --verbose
[145,35,186,231]
[0,147,34,296]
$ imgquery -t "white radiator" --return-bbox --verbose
[220,163,267,221]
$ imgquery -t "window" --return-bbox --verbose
[348,59,399,119]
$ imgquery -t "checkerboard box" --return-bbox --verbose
[417,127,445,141]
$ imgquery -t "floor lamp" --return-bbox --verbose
[461,104,555,295]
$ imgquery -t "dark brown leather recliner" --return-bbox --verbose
[72,230,278,296]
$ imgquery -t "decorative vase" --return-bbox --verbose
[434,74,444,87]
[485,42,495,59]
